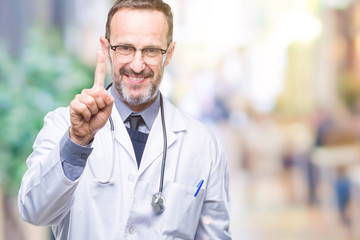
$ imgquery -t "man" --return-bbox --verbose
[18,0,231,239]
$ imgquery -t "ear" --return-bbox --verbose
[100,36,110,62]
[164,42,176,67]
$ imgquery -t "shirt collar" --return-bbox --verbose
[110,87,160,130]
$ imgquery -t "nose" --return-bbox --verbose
[129,50,146,73]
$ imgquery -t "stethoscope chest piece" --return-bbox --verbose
[152,192,165,213]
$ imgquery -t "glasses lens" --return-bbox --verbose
[143,48,162,57]
[117,46,134,56]
[143,48,166,65]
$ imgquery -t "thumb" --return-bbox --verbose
[103,94,114,117]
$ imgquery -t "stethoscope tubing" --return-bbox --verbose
[159,94,167,193]
[90,82,168,212]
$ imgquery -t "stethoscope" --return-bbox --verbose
[88,82,167,213]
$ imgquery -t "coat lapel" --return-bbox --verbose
[139,98,186,174]
[110,108,137,165]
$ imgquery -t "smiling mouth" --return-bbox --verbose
[129,76,145,81]
[126,75,146,84]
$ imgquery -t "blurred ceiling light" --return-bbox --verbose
[276,9,322,44]
[181,0,251,46]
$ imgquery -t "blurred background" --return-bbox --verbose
[1,0,360,239]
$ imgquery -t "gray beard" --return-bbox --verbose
[112,70,163,107]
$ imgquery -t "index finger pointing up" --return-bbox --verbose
[93,50,106,89]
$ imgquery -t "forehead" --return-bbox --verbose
[110,8,168,46]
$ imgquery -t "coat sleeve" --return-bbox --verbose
[18,107,80,226]
[195,137,232,240]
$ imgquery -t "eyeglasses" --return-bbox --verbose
[109,43,168,65]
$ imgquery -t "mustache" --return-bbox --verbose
[119,66,154,78]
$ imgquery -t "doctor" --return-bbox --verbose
[18,0,231,239]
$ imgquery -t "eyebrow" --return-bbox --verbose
[112,42,165,49]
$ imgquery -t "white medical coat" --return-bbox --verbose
[18,97,231,240]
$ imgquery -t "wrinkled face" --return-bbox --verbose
[103,8,175,109]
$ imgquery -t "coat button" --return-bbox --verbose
[129,226,135,234]
[80,153,87,159]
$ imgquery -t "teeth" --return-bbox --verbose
[129,76,144,81]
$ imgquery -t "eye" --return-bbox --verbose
[117,45,134,55]
[143,48,160,57]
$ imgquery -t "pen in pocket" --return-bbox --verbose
[194,179,204,197]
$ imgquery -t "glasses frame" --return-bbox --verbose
[108,42,169,65]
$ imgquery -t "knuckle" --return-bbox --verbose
[93,88,102,96]
[81,89,91,95]
[87,97,96,106]
[70,99,79,109]
[70,99,75,106]
[79,104,87,112]
[101,89,108,96]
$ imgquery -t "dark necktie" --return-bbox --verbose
[126,114,147,168]
[127,114,143,131]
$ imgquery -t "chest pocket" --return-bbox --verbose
[161,182,205,239]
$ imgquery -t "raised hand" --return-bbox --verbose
[69,50,114,146]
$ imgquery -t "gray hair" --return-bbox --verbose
[105,0,173,44]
